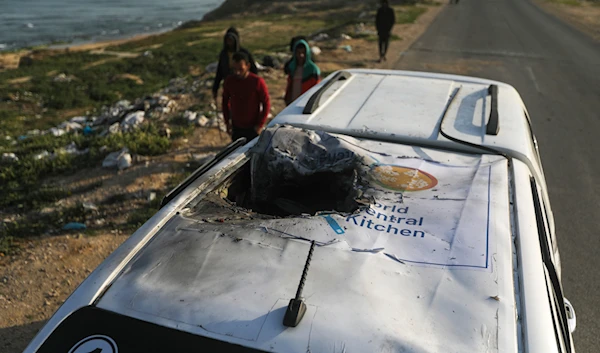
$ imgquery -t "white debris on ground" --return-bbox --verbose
[121,111,145,131]
[49,127,66,137]
[340,34,352,40]
[312,33,329,42]
[197,115,210,127]
[58,121,83,132]
[183,110,198,124]
[355,23,377,36]
[117,153,132,170]
[311,46,322,56]
[101,147,133,170]
[33,150,51,160]
[1,152,19,162]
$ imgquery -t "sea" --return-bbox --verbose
[0,0,224,51]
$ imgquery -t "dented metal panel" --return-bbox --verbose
[97,128,518,353]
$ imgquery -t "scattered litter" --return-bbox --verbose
[183,110,197,124]
[27,129,42,136]
[108,122,120,134]
[205,62,218,73]
[118,153,132,170]
[340,34,352,40]
[143,50,153,58]
[1,153,18,162]
[255,62,267,72]
[63,222,86,230]
[102,147,130,169]
[83,126,93,136]
[82,202,98,211]
[18,135,28,141]
[49,127,67,137]
[69,116,87,124]
[340,45,352,52]
[311,46,322,56]
[354,23,376,36]
[33,150,51,160]
[61,142,84,155]
[53,73,74,83]
[489,295,500,301]
[148,192,157,202]
[121,111,145,131]
[197,115,209,127]
[115,100,132,110]
[59,121,83,132]
[312,33,329,42]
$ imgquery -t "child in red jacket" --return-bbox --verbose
[284,40,321,105]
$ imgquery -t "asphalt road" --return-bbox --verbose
[393,0,600,351]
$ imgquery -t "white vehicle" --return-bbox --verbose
[24,70,576,353]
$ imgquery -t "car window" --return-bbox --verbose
[531,177,572,353]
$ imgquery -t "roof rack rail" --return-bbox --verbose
[486,84,499,135]
[303,71,351,114]
[160,137,247,208]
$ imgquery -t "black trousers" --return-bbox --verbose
[232,126,258,143]
[378,33,390,58]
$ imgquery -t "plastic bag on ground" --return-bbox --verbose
[102,147,130,168]
[121,111,145,131]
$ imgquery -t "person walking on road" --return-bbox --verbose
[212,27,258,102]
[284,39,321,106]
[222,52,271,142]
[376,0,396,63]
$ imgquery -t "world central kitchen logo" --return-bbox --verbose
[343,164,438,238]
[370,164,438,192]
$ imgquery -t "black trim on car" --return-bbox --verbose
[531,177,572,353]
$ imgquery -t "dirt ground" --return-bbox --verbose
[0,4,444,352]
[535,0,600,41]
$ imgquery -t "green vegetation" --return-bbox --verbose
[545,0,582,5]
[0,124,170,210]
[0,3,429,252]
[395,6,428,24]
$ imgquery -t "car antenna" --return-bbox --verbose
[283,240,316,327]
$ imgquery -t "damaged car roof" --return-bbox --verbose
[94,127,518,353]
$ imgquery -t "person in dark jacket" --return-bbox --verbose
[283,35,307,75]
[212,27,258,101]
[284,39,321,106]
[375,0,396,63]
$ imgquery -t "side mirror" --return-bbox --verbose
[564,298,576,333]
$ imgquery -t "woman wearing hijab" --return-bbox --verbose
[284,39,321,106]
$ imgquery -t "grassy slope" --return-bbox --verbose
[0,2,429,253]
